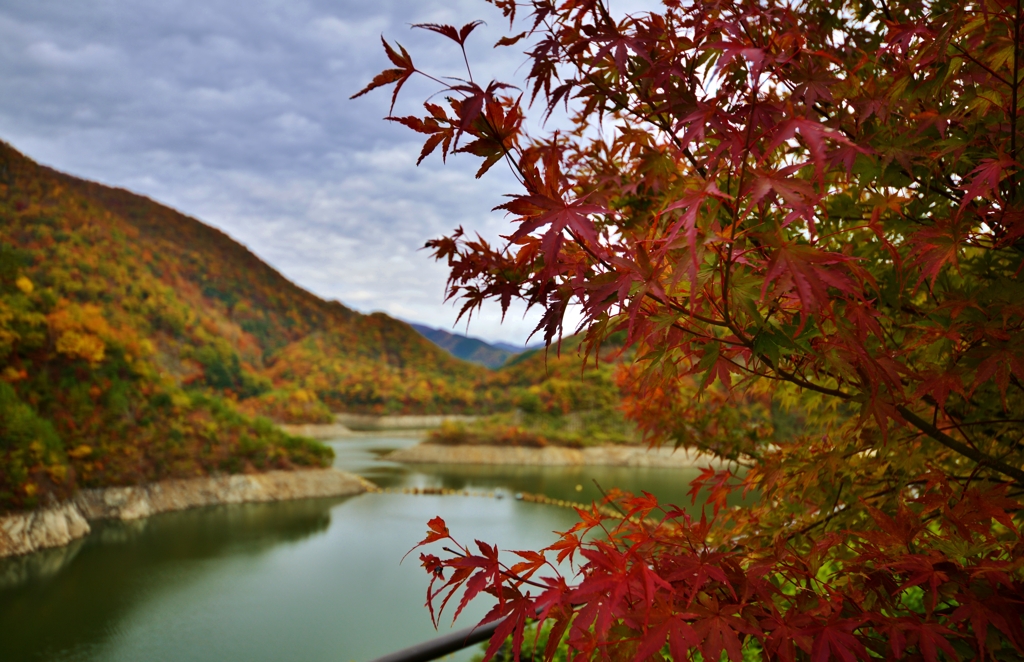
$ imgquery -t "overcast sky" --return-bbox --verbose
[0,0,576,345]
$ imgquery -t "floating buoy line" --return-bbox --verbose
[366,484,619,517]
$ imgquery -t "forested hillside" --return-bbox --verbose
[431,332,778,453]
[430,335,641,447]
[0,141,493,511]
[0,140,665,513]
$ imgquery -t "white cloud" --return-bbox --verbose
[309,15,389,45]
[27,41,119,69]
[0,0,560,345]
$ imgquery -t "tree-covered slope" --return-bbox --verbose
[0,141,491,511]
[430,335,640,447]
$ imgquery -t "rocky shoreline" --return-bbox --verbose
[0,468,373,559]
[385,443,729,468]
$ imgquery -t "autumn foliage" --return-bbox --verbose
[429,333,641,448]
[359,0,1024,659]
[0,142,499,511]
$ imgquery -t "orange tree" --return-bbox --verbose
[356,0,1024,659]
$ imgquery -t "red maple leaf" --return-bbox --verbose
[690,595,760,662]
[351,38,416,112]
[960,156,1016,207]
[761,242,854,319]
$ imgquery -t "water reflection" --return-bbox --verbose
[0,538,87,592]
[356,436,744,512]
[0,435,741,662]
[0,498,346,661]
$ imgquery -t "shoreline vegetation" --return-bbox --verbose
[0,411,726,560]
[426,413,636,449]
[288,414,728,469]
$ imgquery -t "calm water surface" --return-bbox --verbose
[0,436,732,661]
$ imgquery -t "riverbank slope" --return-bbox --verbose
[386,443,729,468]
[0,468,372,558]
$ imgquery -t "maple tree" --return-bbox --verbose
[358,0,1024,659]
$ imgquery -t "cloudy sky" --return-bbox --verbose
[0,0,571,345]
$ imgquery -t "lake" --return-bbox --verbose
[0,436,730,661]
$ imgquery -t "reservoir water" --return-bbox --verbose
[0,436,732,661]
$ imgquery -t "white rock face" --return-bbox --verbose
[74,469,374,520]
[0,468,373,558]
[386,443,730,468]
[0,502,91,558]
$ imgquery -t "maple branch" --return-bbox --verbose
[719,315,853,400]
[945,474,1017,484]
[410,68,450,90]
[440,546,552,591]
[950,42,1014,89]
[560,225,735,334]
[805,101,963,206]
[877,0,894,22]
[897,405,1024,485]
[460,46,475,85]
[941,413,984,453]
[722,82,760,329]
[789,477,851,537]
[537,13,708,177]
[1012,0,1022,201]
[942,420,1024,430]
[646,291,733,330]
[592,479,630,520]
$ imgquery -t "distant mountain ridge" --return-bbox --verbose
[491,339,535,354]
[409,324,538,368]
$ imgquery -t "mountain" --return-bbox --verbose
[409,323,521,368]
[491,340,534,354]
[0,140,498,511]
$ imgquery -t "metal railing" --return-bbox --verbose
[367,618,503,662]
